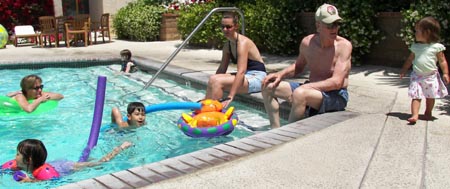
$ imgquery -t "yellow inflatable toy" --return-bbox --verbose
[177,99,238,138]
[0,24,8,48]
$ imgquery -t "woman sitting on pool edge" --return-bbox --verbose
[9,74,64,113]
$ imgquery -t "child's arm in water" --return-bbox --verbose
[111,107,130,128]
[73,141,133,170]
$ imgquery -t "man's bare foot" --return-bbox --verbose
[422,113,433,121]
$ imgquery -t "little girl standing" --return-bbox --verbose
[400,16,449,124]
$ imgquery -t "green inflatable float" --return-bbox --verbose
[0,24,7,48]
[0,96,58,116]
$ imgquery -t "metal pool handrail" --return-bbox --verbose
[143,7,245,89]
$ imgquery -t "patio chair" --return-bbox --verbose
[92,13,111,44]
[38,16,59,47]
[13,25,40,47]
[55,16,68,47]
[65,14,91,47]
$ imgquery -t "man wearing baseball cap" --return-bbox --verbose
[262,3,352,128]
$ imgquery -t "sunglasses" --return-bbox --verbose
[31,85,44,90]
[324,22,340,29]
[221,24,233,30]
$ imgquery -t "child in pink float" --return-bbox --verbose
[1,139,132,182]
[400,16,449,124]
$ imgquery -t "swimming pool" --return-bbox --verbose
[0,64,270,188]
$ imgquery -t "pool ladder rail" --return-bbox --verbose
[143,7,245,89]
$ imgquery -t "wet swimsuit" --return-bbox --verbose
[228,36,266,72]
[121,60,138,73]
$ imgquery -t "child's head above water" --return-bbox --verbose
[415,16,441,43]
[120,49,132,61]
[126,102,146,126]
[16,139,47,172]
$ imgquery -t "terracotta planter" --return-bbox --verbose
[160,13,181,41]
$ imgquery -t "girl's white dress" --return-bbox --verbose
[408,43,448,99]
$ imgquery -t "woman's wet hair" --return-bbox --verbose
[222,11,239,25]
[416,16,441,43]
[17,139,47,172]
[20,75,42,95]
[127,102,145,114]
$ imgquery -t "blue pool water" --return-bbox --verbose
[0,65,270,188]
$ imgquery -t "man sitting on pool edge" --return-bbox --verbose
[111,102,147,128]
[261,3,352,128]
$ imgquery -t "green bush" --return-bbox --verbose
[177,1,223,48]
[238,0,304,55]
[328,0,385,65]
[177,0,303,55]
[113,0,164,41]
[400,0,450,46]
[298,0,384,64]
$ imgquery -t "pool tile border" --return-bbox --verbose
[56,111,360,189]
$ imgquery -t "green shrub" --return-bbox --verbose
[113,0,164,41]
[328,0,385,65]
[177,1,223,48]
[238,0,304,55]
[177,0,303,55]
[300,0,384,65]
[400,0,450,46]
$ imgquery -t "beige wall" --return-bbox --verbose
[53,0,63,17]
[103,0,136,15]
[52,0,135,20]
[89,0,137,22]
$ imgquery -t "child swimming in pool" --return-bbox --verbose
[1,139,132,182]
[111,102,147,128]
[120,49,138,73]
[8,74,64,113]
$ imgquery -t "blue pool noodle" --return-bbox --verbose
[122,102,201,121]
[79,76,107,162]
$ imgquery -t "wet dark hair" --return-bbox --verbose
[120,49,132,60]
[127,102,145,115]
[416,16,441,43]
[20,75,42,96]
[17,139,47,172]
[222,11,239,25]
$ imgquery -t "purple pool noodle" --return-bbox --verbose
[13,171,26,181]
[79,76,107,162]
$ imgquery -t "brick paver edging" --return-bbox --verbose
[56,111,360,189]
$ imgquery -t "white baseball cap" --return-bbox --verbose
[315,3,342,24]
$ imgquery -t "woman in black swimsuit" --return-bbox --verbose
[205,11,267,108]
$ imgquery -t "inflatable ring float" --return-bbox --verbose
[177,99,238,138]
[0,96,58,116]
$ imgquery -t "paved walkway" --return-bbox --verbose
[2,40,450,188]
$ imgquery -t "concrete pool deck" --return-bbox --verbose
[1,40,450,188]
